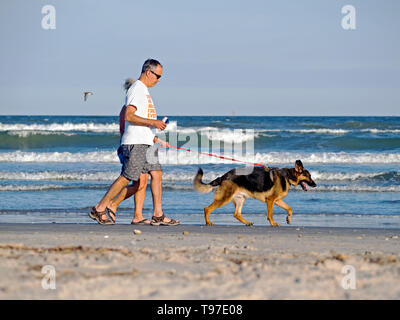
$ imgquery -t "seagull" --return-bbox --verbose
[84,91,93,101]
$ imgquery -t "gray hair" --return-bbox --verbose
[141,59,162,74]
[123,78,134,92]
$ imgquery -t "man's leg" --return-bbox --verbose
[132,173,150,224]
[149,170,179,224]
[94,175,131,221]
[149,170,163,217]
[143,145,179,225]
[107,182,140,220]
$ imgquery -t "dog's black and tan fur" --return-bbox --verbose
[193,160,316,227]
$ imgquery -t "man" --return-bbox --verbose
[90,59,179,226]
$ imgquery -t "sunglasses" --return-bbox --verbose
[150,70,162,79]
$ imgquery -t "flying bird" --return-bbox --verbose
[84,91,93,101]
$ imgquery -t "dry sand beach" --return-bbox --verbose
[0,223,399,300]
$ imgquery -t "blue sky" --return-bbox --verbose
[0,0,399,116]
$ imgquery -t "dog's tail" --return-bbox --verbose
[193,168,222,193]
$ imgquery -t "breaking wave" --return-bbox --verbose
[1,169,398,183]
[1,150,400,164]
[0,122,119,132]
[1,183,398,193]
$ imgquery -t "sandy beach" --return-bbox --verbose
[0,223,399,300]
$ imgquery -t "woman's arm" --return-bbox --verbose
[119,105,127,137]
[153,136,169,148]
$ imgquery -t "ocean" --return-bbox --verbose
[0,115,399,228]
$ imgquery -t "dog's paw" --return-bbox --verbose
[206,222,214,226]
[286,216,292,224]
[245,222,254,226]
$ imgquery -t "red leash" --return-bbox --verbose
[168,144,266,168]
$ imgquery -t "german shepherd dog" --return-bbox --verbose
[193,160,316,227]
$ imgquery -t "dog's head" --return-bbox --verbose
[292,160,317,191]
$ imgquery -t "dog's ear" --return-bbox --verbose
[295,160,304,173]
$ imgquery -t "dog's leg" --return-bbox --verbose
[266,198,280,227]
[204,182,236,226]
[204,198,232,226]
[232,195,253,226]
[275,199,293,224]
[204,204,216,226]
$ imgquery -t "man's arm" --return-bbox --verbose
[125,105,166,130]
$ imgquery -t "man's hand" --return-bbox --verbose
[152,119,167,130]
[125,106,166,129]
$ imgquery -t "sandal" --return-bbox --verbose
[106,207,116,223]
[151,214,180,226]
[131,218,150,225]
[89,207,114,225]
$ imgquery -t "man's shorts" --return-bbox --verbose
[119,144,162,181]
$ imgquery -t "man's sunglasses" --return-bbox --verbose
[150,70,162,79]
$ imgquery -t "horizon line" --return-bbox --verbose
[1,114,399,117]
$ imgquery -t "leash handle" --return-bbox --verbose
[168,145,265,168]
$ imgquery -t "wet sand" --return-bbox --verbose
[0,223,399,299]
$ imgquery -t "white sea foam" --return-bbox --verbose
[253,152,400,165]
[0,184,67,192]
[310,171,399,181]
[0,171,119,181]
[164,126,259,143]
[309,185,400,193]
[163,171,220,182]
[286,129,349,134]
[2,122,398,138]
[0,170,220,182]
[202,129,259,143]
[261,128,399,135]
[0,122,119,133]
[1,169,397,183]
[0,183,194,192]
[1,183,398,193]
[251,128,348,134]
[169,127,347,138]
[0,151,119,163]
[0,121,186,134]
[7,130,77,137]
[361,129,400,134]
[1,150,400,164]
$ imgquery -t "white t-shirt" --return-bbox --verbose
[121,80,157,145]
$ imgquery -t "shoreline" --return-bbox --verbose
[1,223,399,299]
[1,212,400,230]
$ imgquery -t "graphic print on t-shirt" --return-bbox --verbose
[146,95,157,119]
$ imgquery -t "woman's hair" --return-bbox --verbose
[123,78,134,92]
